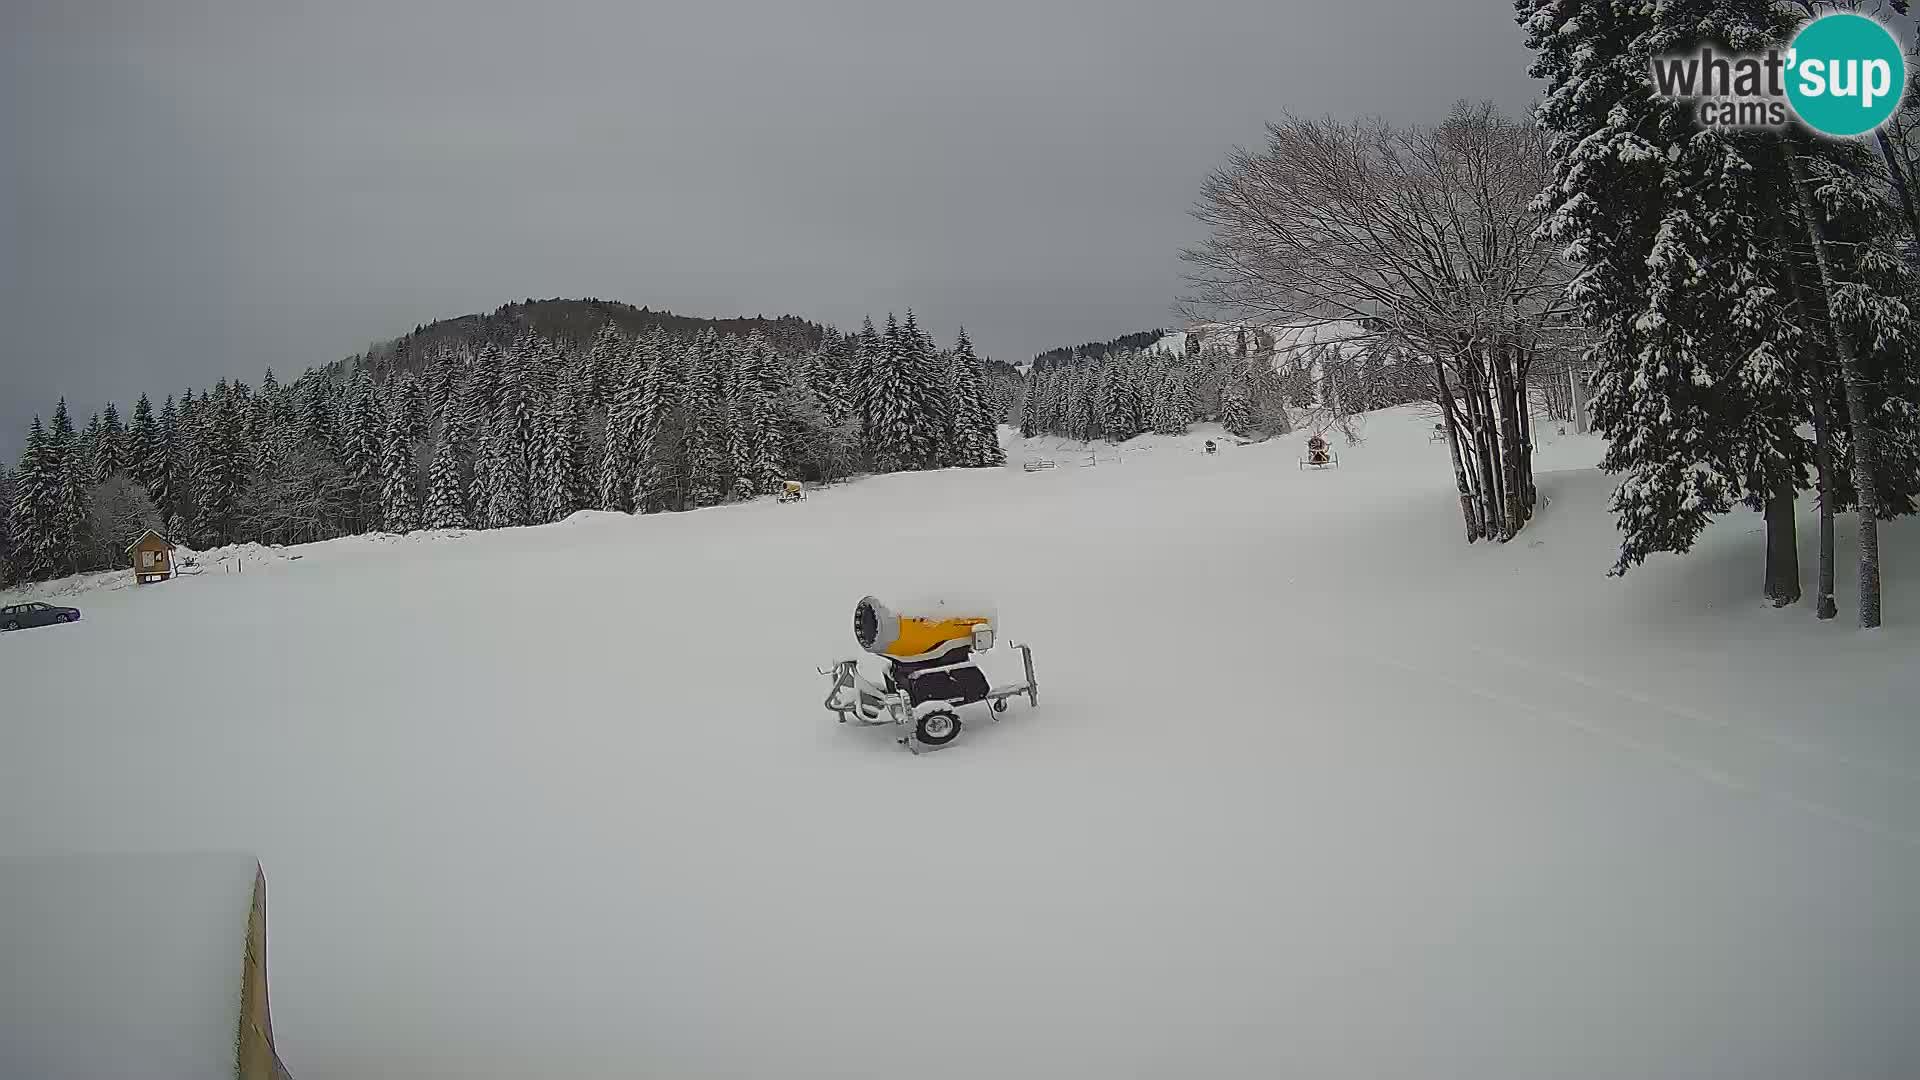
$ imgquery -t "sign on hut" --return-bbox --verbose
[127,530,177,584]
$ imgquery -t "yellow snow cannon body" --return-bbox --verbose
[853,595,995,662]
[823,595,1039,753]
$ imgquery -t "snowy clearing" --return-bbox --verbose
[3,407,1917,1079]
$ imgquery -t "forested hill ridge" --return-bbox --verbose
[347,298,829,379]
[1,306,1015,588]
[1031,329,1165,370]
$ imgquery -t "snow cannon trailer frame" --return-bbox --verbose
[1299,435,1339,470]
[820,597,1039,754]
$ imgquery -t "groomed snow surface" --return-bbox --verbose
[3,407,1917,1079]
[0,853,260,1080]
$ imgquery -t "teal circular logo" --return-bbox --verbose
[1786,13,1906,137]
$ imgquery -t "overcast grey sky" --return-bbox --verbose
[2,0,1539,455]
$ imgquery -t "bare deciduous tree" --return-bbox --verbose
[1183,101,1583,542]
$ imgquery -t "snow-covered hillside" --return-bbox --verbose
[3,407,1917,1080]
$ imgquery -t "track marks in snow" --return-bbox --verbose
[1464,642,1920,789]
[1357,648,1920,852]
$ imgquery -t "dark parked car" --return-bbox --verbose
[0,602,81,631]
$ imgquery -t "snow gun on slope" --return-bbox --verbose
[820,595,1038,753]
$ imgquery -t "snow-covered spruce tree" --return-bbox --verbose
[249,370,280,472]
[379,411,421,533]
[1220,378,1253,438]
[809,330,854,427]
[561,373,598,515]
[144,395,183,531]
[490,337,543,514]
[949,329,1002,466]
[1099,353,1143,442]
[598,338,646,513]
[585,322,627,405]
[94,402,127,482]
[852,316,882,457]
[681,332,728,507]
[341,368,379,484]
[865,314,914,471]
[1018,367,1045,438]
[1154,365,1193,435]
[460,341,504,438]
[629,334,680,512]
[477,413,530,529]
[528,394,588,525]
[189,386,249,548]
[424,348,463,428]
[125,394,158,493]
[0,466,16,587]
[741,334,788,492]
[425,419,471,530]
[894,311,947,468]
[340,368,385,531]
[299,373,340,456]
[1523,0,1813,581]
[47,401,96,574]
[11,419,59,580]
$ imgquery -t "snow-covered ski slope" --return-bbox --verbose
[3,407,1917,1080]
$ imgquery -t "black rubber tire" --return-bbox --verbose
[991,698,1008,713]
[56,613,73,623]
[2,622,15,632]
[915,708,962,746]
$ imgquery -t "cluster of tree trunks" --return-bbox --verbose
[1436,341,1537,543]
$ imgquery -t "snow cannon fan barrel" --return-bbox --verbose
[853,595,996,661]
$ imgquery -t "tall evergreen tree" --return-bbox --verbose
[477,413,530,528]
[126,394,158,492]
[900,311,946,467]
[425,422,471,530]
[46,400,93,574]
[11,419,60,580]
[1522,0,1824,583]
[949,329,1003,466]
[189,386,247,547]
[380,412,422,533]
[528,403,578,523]
[853,316,883,454]
[81,413,104,483]
[147,395,184,536]
[0,466,16,587]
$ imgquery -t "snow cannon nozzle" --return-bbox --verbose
[853,595,997,661]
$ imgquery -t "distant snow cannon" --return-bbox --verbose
[823,595,1038,753]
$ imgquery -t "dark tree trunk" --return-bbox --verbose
[1789,143,1884,629]
[1460,354,1502,537]
[1812,391,1839,620]
[1773,214,1837,621]
[1494,342,1525,539]
[1764,469,1802,607]
[1472,360,1506,538]
[1436,362,1481,542]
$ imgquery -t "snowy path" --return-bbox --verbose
[3,411,1917,1080]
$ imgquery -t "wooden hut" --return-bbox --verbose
[128,530,177,584]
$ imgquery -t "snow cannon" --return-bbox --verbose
[853,595,997,662]
[822,595,1038,754]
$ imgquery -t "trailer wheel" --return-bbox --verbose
[915,709,962,746]
[991,698,1008,713]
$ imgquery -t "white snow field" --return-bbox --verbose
[3,406,1918,1080]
